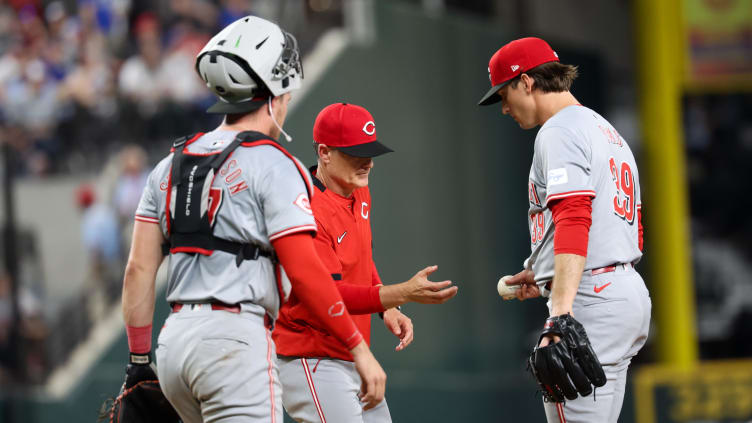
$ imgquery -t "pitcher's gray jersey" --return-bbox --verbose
[525,105,642,283]
[135,129,316,318]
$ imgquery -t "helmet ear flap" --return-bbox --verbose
[197,51,267,102]
[195,16,302,104]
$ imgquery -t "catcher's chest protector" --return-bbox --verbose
[165,131,276,266]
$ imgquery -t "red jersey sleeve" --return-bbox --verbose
[372,262,383,286]
[550,195,593,257]
[312,219,384,315]
[272,233,363,350]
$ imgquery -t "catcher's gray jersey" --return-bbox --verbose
[135,129,316,318]
[524,105,642,283]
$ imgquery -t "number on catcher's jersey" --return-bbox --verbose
[609,157,636,224]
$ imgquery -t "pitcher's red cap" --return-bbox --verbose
[478,37,559,106]
[313,103,393,157]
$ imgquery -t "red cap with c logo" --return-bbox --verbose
[313,103,393,157]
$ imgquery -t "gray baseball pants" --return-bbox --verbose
[543,264,651,423]
[156,304,283,422]
[278,356,392,423]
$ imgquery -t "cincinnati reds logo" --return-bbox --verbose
[160,181,168,191]
[361,202,369,219]
[362,121,376,136]
[294,193,313,215]
[328,301,345,317]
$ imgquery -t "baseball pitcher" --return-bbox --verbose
[478,37,651,423]
[119,16,386,423]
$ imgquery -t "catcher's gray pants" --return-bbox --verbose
[277,356,392,423]
[156,304,283,423]
[543,264,651,423]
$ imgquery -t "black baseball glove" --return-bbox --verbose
[99,353,181,423]
[527,314,607,403]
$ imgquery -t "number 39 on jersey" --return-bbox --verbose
[609,157,636,225]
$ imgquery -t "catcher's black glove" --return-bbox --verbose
[527,314,607,403]
[99,352,181,423]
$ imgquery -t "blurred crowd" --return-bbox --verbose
[0,0,345,385]
[0,0,343,176]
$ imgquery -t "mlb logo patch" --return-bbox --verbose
[548,168,569,186]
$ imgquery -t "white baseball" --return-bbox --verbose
[497,275,520,300]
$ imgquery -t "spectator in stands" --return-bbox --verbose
[76,183,123,310]
[118,12,164,117]
[161,19,210,106]
[44,1,79,77]
[218,0,252,28]
[161,0,217,34]
[0,3,20,53]
[112,145,149,230]
[77,183,122,266]
[60,34,116,118]
[1,59,63,174]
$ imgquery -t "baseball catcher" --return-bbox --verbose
[99,353,179,423]
[528,314,606,403]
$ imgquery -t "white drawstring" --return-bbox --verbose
[268,97,292,142]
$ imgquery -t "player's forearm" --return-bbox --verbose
[378,284,408,309]
[371,264,405,309]
[371,262,404,309]
[122,261,158,327]
[550,253,586,316]
[122,221,165,328]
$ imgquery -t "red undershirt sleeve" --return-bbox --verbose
[335,283,384,315]
[311,224,384,315]
[549,195,593,257]
[272,233,363,350]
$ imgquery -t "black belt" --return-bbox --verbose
[162,235,277,267]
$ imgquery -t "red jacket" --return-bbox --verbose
[273,169,384,361]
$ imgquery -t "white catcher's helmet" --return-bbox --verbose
[196,16,303,114]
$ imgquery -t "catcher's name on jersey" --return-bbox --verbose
[135,129,316,318]
[525,105,642,283]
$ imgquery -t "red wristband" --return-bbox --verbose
[126,324,152,354]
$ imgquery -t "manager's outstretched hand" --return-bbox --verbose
[378,265,458,309]
[402,265,458,304]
